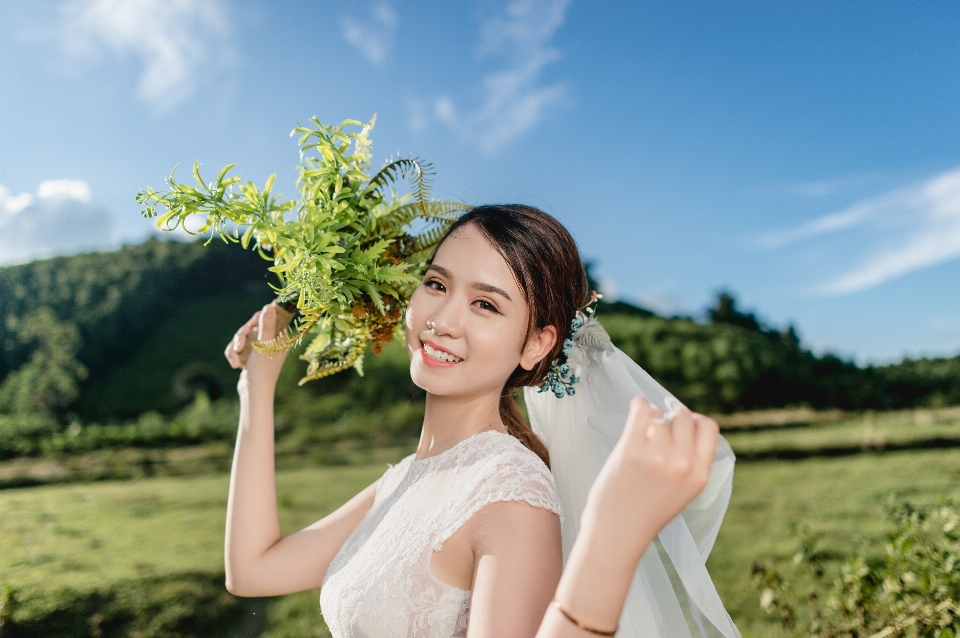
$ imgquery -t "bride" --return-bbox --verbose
[223,204,739,637]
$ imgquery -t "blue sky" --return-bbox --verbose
[1,0,959,363]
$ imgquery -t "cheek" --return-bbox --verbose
[472,320,525,372]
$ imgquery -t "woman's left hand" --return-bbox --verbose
[582,397,719,563]
[542,399,719,637]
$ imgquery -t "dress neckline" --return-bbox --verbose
[411,429,510,465]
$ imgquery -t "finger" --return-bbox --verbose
[623,396,653,443]
[225,343,242,369]
[692,414,720,466]
[257,304,277,342]
[233,311,261,352]
[671,408,696,456]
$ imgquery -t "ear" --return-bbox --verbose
[519,325,558,371]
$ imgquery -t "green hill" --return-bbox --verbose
[0,239,958,429]
[0,238,272,420]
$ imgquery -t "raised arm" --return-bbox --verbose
[223,303,378,597]
[534,398,719,638]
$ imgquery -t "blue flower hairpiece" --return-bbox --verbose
[536,292,602,399]
[537,314,583,398]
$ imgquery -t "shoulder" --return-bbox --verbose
[432,432,562,551]
[470,433,561,518]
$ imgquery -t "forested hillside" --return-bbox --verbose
[0,238,957,427]
[0,238,272,420]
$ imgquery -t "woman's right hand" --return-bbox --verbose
[224,304,290,394]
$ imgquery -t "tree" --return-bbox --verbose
[0,309,87,417]
[708,291,763,332]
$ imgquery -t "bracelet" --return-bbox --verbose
[550,600,618,636]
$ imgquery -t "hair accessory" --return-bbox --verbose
[537,313,583,398]
[550,600,617,636]
[536,291,603,399]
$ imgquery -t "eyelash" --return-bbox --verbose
[423,278,501,314]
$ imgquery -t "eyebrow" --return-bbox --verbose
[427,264,513,302]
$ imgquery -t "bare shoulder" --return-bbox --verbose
[470,498,560,553]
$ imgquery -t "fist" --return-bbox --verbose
[582,397,719,562]
[224,304,291,392]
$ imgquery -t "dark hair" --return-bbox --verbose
[433,205,590,468]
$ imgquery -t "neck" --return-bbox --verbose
[417,389,507,460]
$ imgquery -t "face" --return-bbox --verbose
[405,223,556,400]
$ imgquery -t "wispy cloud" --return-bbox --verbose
[0,180,114,265]
[764,167,960,295]
[431,0,572,154]
[341,2,397,66]
[61,0,232,113]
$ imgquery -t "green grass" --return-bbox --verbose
[722,406,960,459]
[3,439,960,636]
[0,448,411,635]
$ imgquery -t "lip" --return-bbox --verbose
[420,339,463,368]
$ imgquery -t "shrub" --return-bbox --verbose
[752,499,960,637]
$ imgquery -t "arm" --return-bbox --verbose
[536,399,720,637]
[466,501,563,638]
[223,304,378,597]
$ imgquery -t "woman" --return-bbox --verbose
[223,205,736,637]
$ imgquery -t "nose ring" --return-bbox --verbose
[426,320,436,333]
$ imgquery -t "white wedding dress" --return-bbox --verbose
[320,430,562,638]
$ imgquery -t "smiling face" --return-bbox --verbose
[405,223,556,400]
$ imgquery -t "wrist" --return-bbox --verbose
[579,504,658,568]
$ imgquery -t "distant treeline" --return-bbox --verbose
[0,238,958,428]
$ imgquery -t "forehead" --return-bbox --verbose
[432,224,522,295]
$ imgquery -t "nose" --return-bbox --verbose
[426,297,463,339]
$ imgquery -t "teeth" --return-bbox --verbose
[423,343,463,363]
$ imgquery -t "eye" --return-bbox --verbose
[424,278,445,292]
[474,299,501,314]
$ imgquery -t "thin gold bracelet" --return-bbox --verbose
[550,600,618,636]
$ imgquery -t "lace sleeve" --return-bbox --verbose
[431,447,562,551]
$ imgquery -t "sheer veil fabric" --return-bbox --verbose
[524,317,741,638]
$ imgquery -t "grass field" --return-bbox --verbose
[3,411,960,636]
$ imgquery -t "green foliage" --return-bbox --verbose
[0,309,87,418]
[76,293,264,420]
[752,499,960,637]
[601,313,811,413]
[138,116,469,382]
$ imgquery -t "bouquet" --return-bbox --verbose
[138,116,469,383]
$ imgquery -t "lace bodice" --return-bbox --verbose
[320,430,562,638]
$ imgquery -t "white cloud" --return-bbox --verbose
[341,2,397,66]
[765,167,960,295]
[61,0,232,113]
[431,0,572,154]
[0,180,115,265]
[36,179,92,203]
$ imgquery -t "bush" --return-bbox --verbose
[752,499,960,637]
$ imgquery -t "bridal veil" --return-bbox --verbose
[524,316,741,638]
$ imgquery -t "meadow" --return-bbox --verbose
[3,408,960,637]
